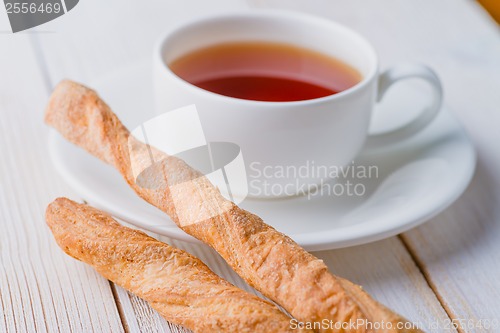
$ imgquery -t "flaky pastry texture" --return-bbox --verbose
[45,80,424,333]
[46,198,306,333]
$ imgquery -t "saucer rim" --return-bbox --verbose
[47,62,476,250]
[49,111,476,251]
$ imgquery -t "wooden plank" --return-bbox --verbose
[0,30,124,333]
[29,0,493,332]
[27,1,254,332]
[399,3,500,328]
[478,0,500,23]
[28,0,251,85]
[111,232,456,333]
[247,0,500,330]
[111,284,177,333]
[401,151,500,328]
[317,237,457,332]
[163,237,456,333]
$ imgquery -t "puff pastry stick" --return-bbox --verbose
[46,198,307,333]
[45,80,423,333]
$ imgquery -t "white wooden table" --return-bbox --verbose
[1,1,499,332]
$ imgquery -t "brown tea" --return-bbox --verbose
[169,41,361,102]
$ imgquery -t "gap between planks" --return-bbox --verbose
[27,32,130,333]
[399,234,464,333]
[109,282,131,333]
[26,13,457,331]
[28,29,189,333]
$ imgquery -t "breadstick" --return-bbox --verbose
[46,198,307,333]
[45,80,424,333]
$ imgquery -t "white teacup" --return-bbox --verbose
[153,10,442,199]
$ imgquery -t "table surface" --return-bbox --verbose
[0,1,499,332]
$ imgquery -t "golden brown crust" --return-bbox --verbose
[45,80,424,333]
[46,198,305,333]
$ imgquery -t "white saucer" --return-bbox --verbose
[49,63,476,251]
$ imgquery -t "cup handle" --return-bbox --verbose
[365,64,443,150]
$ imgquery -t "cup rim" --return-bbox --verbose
[155,9,379,107]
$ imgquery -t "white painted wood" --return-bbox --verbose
[398,4,500,329]
[316,238,458,333]
[401,166,500,329]
[2,0,498,332]
[0,30,124,333]
[249,0,500,330]
[112,232,457,333]
[112,285,180,333]
[29,0,457,331]
[171,237,457,332]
